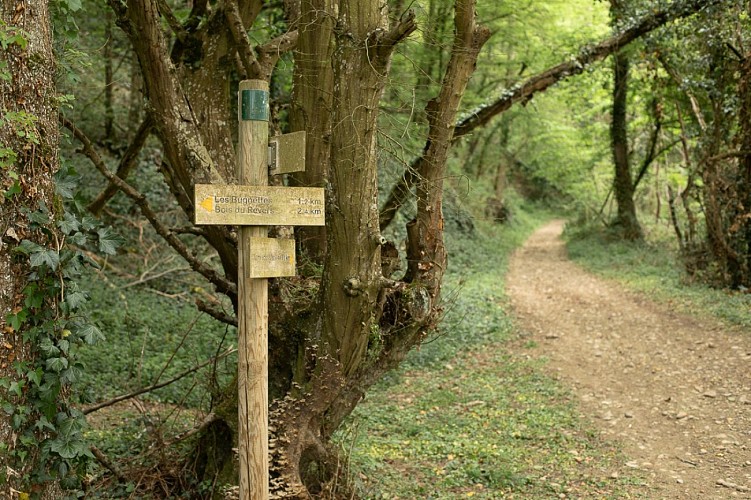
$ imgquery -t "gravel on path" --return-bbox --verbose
[506,220,751,499]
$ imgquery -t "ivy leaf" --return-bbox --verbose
[45,357,68,373]
[68,231,88,246]
[57,339,70,355]
[38,337,59,357]
[29,249,60,270]
[78,323,104,345]
[54,168,79,199]
[38,378,61,411]
[60,364,83,385]
[7,309,27,331]
[65,290,88,310]
[64,0,83,11]
[57,212,79,234]
[27,209,50,226]
[12,413,25,429]
[96,227,124,255]
[34,415,56,432]
[50,435,78,459]
[4,180,21,198]
[9,380,24,397]
[57,411,85,436]
[80,216,98,231]
[26,367,43,387]
[60,369,76,385]
[23,283,44,308]
[15,240,43,255]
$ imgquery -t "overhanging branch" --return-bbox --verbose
[454,0,723,140]
[61,117,237,297]
[379,0,726,230]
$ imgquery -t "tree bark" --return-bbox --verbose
[738,49,751,284]
[288,0,336,262]
[0,0,61,496]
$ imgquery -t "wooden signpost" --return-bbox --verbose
[194,80,323,499]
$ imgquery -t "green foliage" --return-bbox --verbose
[0,20,28,51]
[1,166,117,493]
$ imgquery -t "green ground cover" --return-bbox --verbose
[565,220,751,329]
[76,271,237,409]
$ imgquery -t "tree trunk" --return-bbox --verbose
[736,42,751,285]
[610,50,643,240]
[0,0,61,496]
[104,8,115,145]
[288,0,335,262]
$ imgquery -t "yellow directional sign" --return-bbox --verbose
[194,184,325,226]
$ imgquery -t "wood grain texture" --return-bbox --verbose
[268,130,306,175]
[237,79,269,500]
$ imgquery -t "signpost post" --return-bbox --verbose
[194,80,323,499]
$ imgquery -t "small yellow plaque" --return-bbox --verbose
[247,237,296,278]
[268,131,306,175]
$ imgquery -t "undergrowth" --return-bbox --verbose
[338,206,638,499]
[76,269,237,409]
[564,219,751,329]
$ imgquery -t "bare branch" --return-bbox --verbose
[120,265,191,289]
[256,30,300,78]
[708,150,751,162]
[156,0,187,41]
[88,115,155,215]
[225,0,262,78]
[376,10,417,51]
[657,53,707,131]
[453,0,723,140]
[196,299,238,326]
[61,117,237,297]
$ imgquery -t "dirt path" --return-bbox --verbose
[506,220,751,499]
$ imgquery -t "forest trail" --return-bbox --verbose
[506,220,751,499]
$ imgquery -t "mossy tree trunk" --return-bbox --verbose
[610,50,642,240]
[0,0,61,496]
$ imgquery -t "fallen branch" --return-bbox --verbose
[82,347,237,415]
[164,411,218,446]
[120,265,191,289]
[90,445,128,483]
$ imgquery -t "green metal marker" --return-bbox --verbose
[241,89,269,121]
